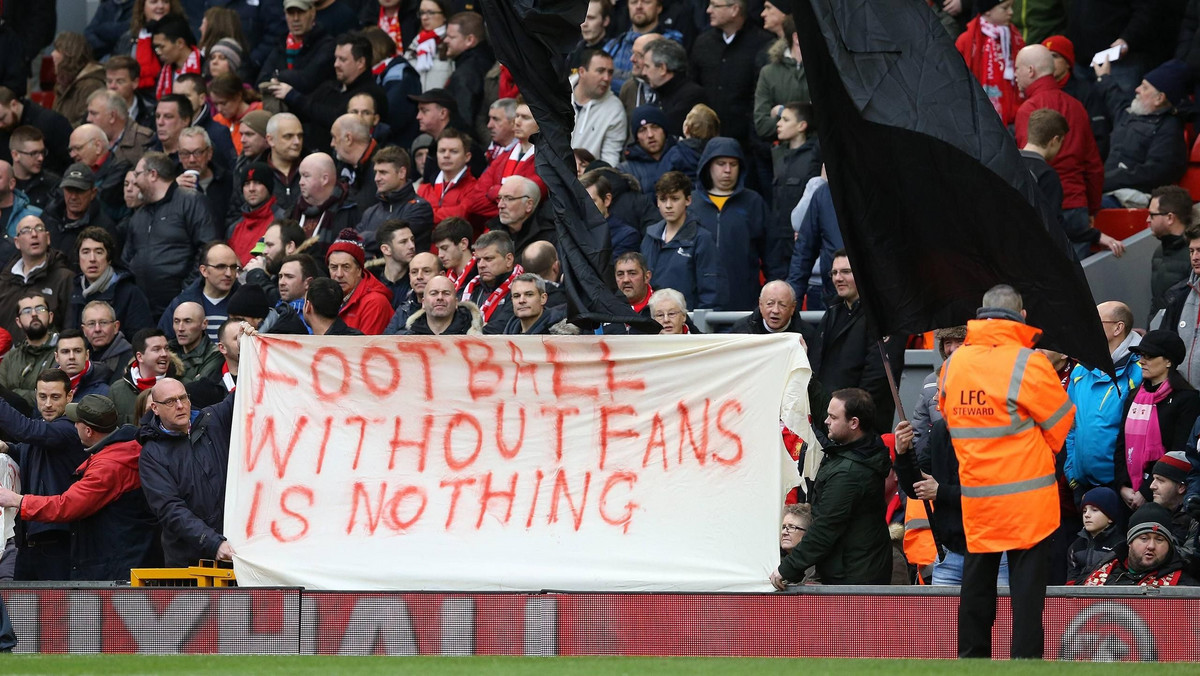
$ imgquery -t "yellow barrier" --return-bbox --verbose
[130,560,237,587]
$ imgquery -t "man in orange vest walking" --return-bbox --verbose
[939,284,1075,659]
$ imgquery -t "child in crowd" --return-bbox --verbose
[1066,487,1124,583]
[955,0,1024,125]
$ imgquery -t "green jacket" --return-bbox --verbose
[753,39,810,140]
[0,337,58,408]
[1012,0,1068,46]
[779,433,893,585]
[171,336,223,384]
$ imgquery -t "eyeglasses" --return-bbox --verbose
[178,149,210,159]
[67,143,89,154]
[13,149,46,158]
[652,310,684,321]
[16,225,47,236]
[18,305,48,316]
[204,263,242,273]
[1148,212,1170,218]
[153,394,190,408]
[496,195,531,204]
[82,319,115,330]
[781,524,807,533]
[709,1,736,7]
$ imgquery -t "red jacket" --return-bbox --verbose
[1015,76,1105,213]
[418,170,484,235]
[21,438,142,523]
[339,271,394,335]
[461,144,548,222]
[228,197,281,264]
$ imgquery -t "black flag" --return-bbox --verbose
[478,0,660,332]
[794,0,1113,374]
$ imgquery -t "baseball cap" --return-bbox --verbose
[65,394,119,434]
[60,163,96,191]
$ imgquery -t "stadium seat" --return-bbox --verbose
[1093,208,1149,241]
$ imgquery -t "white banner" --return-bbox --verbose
[226,334,811,591]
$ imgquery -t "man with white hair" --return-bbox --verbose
[174,127,233,227]
[330,113,381,217]
[292,152,357,260]
[265,113,305,213]
[85,89,152,167]
[66,123,129,219]
[493,175,556,262]
[729,280,817,344]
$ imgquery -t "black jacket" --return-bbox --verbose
[358,183,435,256]
[15,171,59,211]
[894,419,966,555]
[1067,522,1124,584]
[729,307,817,346]
[770,137,821,248]
[284,69,388,151]
[66,424,163,580]
[1099,77,1187,193]
[138,393,236,567]
[0,100,73,174]
[1153,234,1191,325]
[290,184,360,265]
[1114,371,1200,500]
[42,197,118,270]
[446,43,497,136]
[651,74,708,139]
[778,433,893,585]
[258,23,336,95]
[67,267,155,334]
[688,24,774,143]
[122,184,219,315]
[812,298,905,434]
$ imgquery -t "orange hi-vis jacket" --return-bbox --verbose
[903,497,938,566]
[938,318,1075,554]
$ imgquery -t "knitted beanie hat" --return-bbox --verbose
[326,228,365,268]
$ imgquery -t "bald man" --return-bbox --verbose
[330,114,382,218]
[1064,300,1142,502]
[169,301,222,384]
[139,377,238,566]
[292,152,357,260]
[402,275,484,335]
[1013,44,1105,260]
[0,160,45,264]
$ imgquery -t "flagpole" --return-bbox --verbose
[878,339,945,564]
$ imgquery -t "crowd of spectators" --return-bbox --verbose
[0,0,1195,593]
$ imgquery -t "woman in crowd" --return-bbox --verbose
[405,0,453,91]
[51,33,106,126]
[114,0,184,92]
[1114,330,1200,511]
[198,7,250,82]
[649,289,692,335]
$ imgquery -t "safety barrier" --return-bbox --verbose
[129,560,237,587]
[0,585,1196,659]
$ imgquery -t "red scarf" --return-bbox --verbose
[463,264,523,321]
[156,47,202,100]
[373,55,393,76]
[960,17,1024,125]
[68,361,92,391]
[379,8,404,51]
[447,258,477,291]
[130,364,159,391]
[222,362,236,392]
[134,31,162,90]
[631,284,653,313]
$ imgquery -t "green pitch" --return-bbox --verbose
[1,656,1197,675]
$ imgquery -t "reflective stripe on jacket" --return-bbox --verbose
[903,497,937,567]
[938,318,1075,553]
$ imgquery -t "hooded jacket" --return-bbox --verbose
[1064,331,1143,487]
[689,137,783,311]
[122,184,219,315]
[617,136,679,195]
[0,337,58,407]
[402,301,484,336]
[138,393,237,567]
[19,424,161,580]
[67,266,155,334]
[339,271,395,335]
[778,433,893,584]
[754,38,810,140]
[359,183,435,255]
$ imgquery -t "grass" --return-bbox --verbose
[0,656,1197,675]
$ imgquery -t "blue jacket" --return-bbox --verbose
[618,137,678,195]
[689,137,783,311]
[157,277,239,344]
[67,267,155,335]
[1064,340,1143,487]
[138,393,236,567]
[640,217,725,310]
[787,180,843,301]
[0,400,88,540]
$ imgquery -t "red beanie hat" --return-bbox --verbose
[325,228,365,268]
[1042,35,1075,70]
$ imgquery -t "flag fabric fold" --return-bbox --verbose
[794,0,1113,375]
[478,0,660,332]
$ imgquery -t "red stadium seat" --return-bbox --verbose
[1092,208,1149,241]
[1182,166,1200,202]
